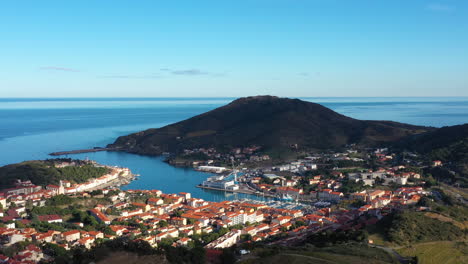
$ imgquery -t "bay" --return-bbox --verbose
[0,97,467,201]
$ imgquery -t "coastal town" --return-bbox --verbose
[0,146,445,263]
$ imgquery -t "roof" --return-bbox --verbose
[62,230,80,237]
[38,214,62,222]
[90,209,110,222]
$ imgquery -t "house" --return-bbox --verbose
[272,216,292,225]
[147,198,164,206]
[0,254,9,263]
[177,237,191,246]
[89,209,111,225]
[276,187,303,196]
[367,190,386,201]
[181,213,210,226]
[132,202,151,212]
[179,192,191,200]
[121,208,143,217]
[0,197,6,209]
[329,191,344,201]
[61,230,81,242]
[350,192,367,201]
[170,217,187,226]
[318,189,343,201]
[33,231,55,243]
[113,202,129,209]
[46,184,64,195]
[38,214,63,223]
[78,237,95,249]
[17,244,44,262]
[88,231,104,239]
[109,225,127,236]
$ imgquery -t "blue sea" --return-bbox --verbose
[0,97,467,202]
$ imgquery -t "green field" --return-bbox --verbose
[396,241,467,264]
[241,253,392,264]
[240,244,398,264]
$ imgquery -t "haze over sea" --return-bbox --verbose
[1,97,467,202]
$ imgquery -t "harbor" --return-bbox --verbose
[197,169,319,206]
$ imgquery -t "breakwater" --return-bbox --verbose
[49,147,120,156]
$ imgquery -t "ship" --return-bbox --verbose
[277,193,293,201]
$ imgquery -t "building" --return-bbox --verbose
[38,214,63,223]
[205,230,242,249]
[89,209,111,225]
[202,177,239,191]
[198,166,227,173]
[61,230,81,242]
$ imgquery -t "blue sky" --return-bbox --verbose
[0,0,467,97]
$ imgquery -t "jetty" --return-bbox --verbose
[49,147,121,156]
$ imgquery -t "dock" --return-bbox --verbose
[197,184,277,198]
[49,147,121,156]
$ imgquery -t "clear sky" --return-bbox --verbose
[0,0,467,97]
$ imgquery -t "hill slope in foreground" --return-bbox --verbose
[108,96,431,156]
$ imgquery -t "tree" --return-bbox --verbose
[220,248,236,264]
[25,199,33,209]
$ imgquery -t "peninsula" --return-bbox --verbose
[108,96,431,159]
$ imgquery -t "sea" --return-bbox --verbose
[0,97,467,202]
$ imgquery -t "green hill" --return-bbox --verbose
[0,159,111,190]
[375,210,465,245]
[108,96,430,157]
[397,124,468,177]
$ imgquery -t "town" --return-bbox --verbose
[0,147,441,263]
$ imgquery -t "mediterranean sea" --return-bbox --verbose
[0,97,467,201]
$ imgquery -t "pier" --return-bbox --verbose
[49,147,121,156]
[197,184,277,198]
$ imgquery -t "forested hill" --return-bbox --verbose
[396,124,468,177]
[108,96,430,156]
[397,124,467,160]
[0,159,111,190]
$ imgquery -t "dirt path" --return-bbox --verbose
[373,245,410,264]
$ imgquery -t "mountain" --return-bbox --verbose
[108,96,431,157]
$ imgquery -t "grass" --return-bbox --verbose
[241,244,397,264]
[396,241,468,264]
[424,212,467,230]
[241,252,394,264]
[96,251,168,264]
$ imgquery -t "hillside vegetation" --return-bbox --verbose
[109,96,430,157]
[396,241,467,264]
[241,244,398,264]
[0,159,110,189]
[397,124,468,181]
[377,210,465,245]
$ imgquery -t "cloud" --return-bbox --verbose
[40,66,80,72]
[171,69,209,75]
[97,74,161,79]
[426,3,454,12]
[161,68,226,77]
[299,72,321,77]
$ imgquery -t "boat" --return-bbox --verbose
[276,193,293,201]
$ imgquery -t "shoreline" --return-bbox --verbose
[87,169,138,191]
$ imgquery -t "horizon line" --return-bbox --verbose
[1,96,468,99]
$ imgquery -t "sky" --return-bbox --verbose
[0,0,467,97]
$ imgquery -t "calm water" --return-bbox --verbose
[0,97,467,201]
